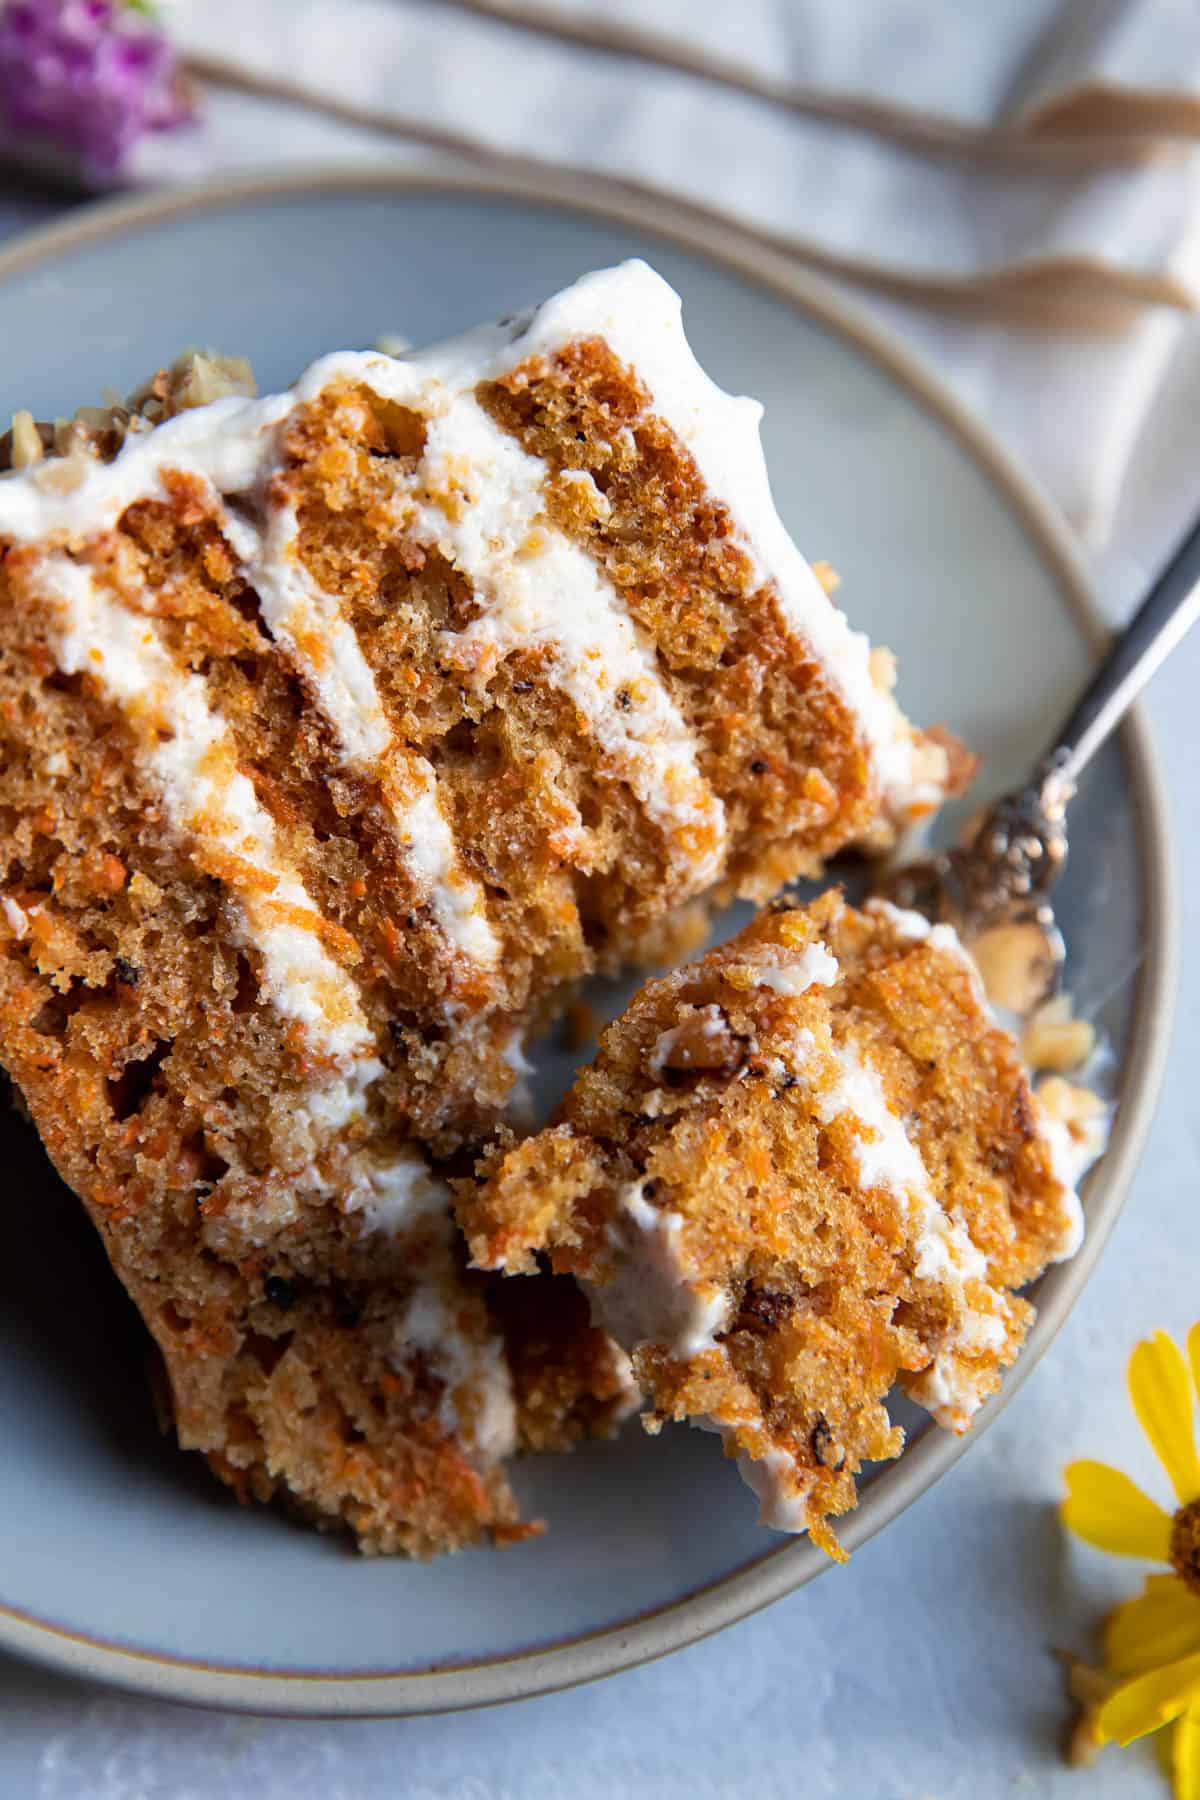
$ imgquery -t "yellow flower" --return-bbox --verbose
[1062,1326,1200,1794]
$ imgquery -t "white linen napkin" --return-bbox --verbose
[105,2,1200,539]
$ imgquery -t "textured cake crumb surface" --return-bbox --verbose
[460,893,1092,1559]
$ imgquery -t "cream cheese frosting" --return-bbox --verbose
[867,897,1097,1262]
[30,549,376,1068]
[785,1025,1012,1433]
[590,1180,732,1360]
[342,1145,519,1465]
[222,501,499,968]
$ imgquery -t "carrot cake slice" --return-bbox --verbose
[0,262,954,1553]
[461,893,1097,1559]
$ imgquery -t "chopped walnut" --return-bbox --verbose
[9,410,44,469]
[810,1414,846,1472]
[737,1283,797,1332]
[970,920,1059,1016]
[811,559,841,596]
[868,645,897,692]
[125,350,256,421]
[51,417,103,462]
[1022,995,1095,1073]
[167,351,256,412]
[128,872,165,913]
[1038,1076,1106,1135]
[2,349,257,476]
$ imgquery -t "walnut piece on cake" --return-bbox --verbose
[460,892,1094,1559]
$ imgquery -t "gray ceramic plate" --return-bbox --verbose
[0,164,1177,1717]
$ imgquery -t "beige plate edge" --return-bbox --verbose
[0,158,1180,1718]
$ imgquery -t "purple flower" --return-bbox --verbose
[0,0,194,181]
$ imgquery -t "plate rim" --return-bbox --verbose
[0,158,1179,1718]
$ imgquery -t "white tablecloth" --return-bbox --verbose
[152,0,1200,549]
[2,133,1200,1799]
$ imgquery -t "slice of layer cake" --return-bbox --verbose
[0,263,954,1553]
[460,893,1093,1559]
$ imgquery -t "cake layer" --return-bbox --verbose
[460,893,1093,1558]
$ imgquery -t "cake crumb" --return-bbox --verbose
[1023,996,1095,1072]
[970,920,1058,1015]
[9,410,44,469]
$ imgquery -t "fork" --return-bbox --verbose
[884,511,1200,998]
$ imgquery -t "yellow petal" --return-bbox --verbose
[1177,1704,1200,1800]
[1062,1460,1173,1559]
[1160,1720,1177,1776]
[1097,1650,1200,1746]
[1106,1575,1200,1676]
[1129,1332,1200,1504]
[1188,1322,1200,1409]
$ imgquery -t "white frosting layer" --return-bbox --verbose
[338,1145,517,1465]
[1039,1120,1089,1257]
[866,897,957,954]
[784,1022,1006,1430]
[1035,1088,1105,1262]
[390,759,498,965]
[299,1060,385,1135]
[0,390,295,542]
[32,551,374,1066]
[393,1278,517,1465]
[745,940,839,995]
[733,1443,811,1533]
[225,499,393,766]
[2,896,31,939]
[589,1181,730,1360]
[342,1143,451,1240]
[811,1037,987,1288]
[867,898,1093,1264]
[225,502,497,966]
[693,1414,814,1536]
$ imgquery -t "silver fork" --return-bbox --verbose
[884,512,1200,997]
